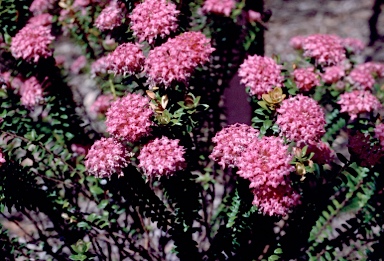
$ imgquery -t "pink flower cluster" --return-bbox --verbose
[348,68,375,90]
[306,141,334,165]
[293,67,320,91]
[90,94,114,115]
[94,1,125,31]
[374,123,384,147]
[129,0,179,44]
[302,34,345,66]
[11,23,54,63]
[144,31,215,86]
[105,43,145,76]
[209,123,259,168]
[70,56,87,74]
[138,137,185,176]
[85,137,129,178]
[289,35,306,50]
[356,62,384,78]
[276,95,325,144]
[28,13,53,26]
[321,66,345,84]
[342,38,365,54]
[30,0,54,14]
[338,90,382,120]
[20,77,44,107]
[238,55,283,98]
[91,56,108,77]
[202,0,236,17]
[106,93,153,142]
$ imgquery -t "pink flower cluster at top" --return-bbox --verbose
[70,56,87,74]
[105,43,145,76]
[342,38,365,54]
[105,93,153,142]
[293,67,320,91]
[30,0,54,14]
[129,0,179,44]
[91,56,108,77]
[302,34,345,66]
[90,94,114,115]
[349,67,375,90]
[338,90,382,120]
[94,1,125,31]
[144,31,215,86]
[374,123,384,147]
[20,77,44,107]
[85,137,129,178]
[209,123,259,168]
[238,55,283,98]
[321,66,345,84]
[202,0,236,16]
[28,13,53,26]
[276,95,325,144]
[11,23,54,63]
[138,137,185,176]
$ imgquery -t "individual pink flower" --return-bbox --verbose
[71,144,89,156]
[321,66,345,84]
[338,90,382,120]
[85,137,129,178]
[106,93,153,142]
[293,67,320,91]
[302,34,346,66]
[70,55,87,74]
[144,31,215,86]
[375,123,384,147]
[91,56,108,77]
[290,35,306,50]
[90,94,114,115]
[276,95,326,144]
[138,137,185,176]
[55,55,66,67]
[342,38,365,54]
[209,123,259,168]
[28,13,53,26]
[20,77,44,107]
[237,136,294,188]
[252,184,300,216]
[94,1,125,31]
[11,23,54,63]
[202,0,235,16]
[29,0,54,14]
[348,68,375,90]
[129,0,179,44]
[0,149,5,166]
[1,72,23,90]
[306,141,334,165]
[238,55,283,98]
[105,43,145,76]
[247,10,262,23]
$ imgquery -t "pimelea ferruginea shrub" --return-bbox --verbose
[1,1,384,260]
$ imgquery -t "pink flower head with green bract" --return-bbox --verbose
[302,34,345,66]
[138,137,185,177]
[252,183,300,216]
[144,31,215,86]
[11,24,54,63]
[90,94,114,115]
[202,0,236,17]
[338,90,382,120]
[129,0,179,44]
[105,43,145,76]
[209,123,259,168]
[237,136,294,189]
[322,66,345,84]
[348,68,375,90]
[20,77,44,108]
[276,95,325,144]
[238,55,283,98]
[85,137,129,178]
[293,67,320,91]
[106,93,153,142]
[94,1,125,31]
[375,123,384,147]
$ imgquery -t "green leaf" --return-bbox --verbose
[90,186,104,195]
[268,254,280,261]
[69,254,87,261]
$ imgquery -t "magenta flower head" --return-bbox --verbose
[30,0,54,14]
[105,43,145,76]
[237,136,294,189]
[144,31,215,86]
[342,37,365,54]
[20,77,44,108]
[85,137,129,178]
[106,93,153,142]
[356,62,384,78]
[138,137,186,177]
[11,23,54,63]
[129,0,179,44]
[321,66,345,84]
[94,1,125,31]
[202,0,236,17]
[90,94,114,115]
[302,34,345,66]
[238,55,283,98]
[28,13,53,26]
[293,67,320,92]
[0,149,6,166]
[348,68,375,90]
[289,35,306,50]
[276,95,326,144]
[338,90,382,120]
[209,123,259,168]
